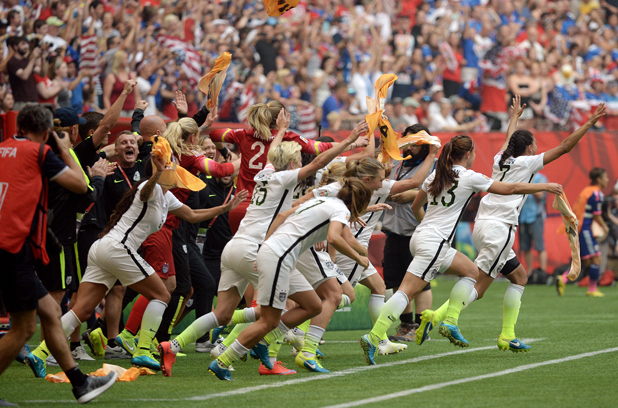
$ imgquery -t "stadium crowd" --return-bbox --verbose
[0,0,618,134]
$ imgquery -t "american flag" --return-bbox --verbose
[79,35,99,70]
[295,104,317,139]
[237,84,256,123]
[545,85,579,127]
[156,34,204,86]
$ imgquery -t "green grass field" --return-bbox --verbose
[2,276,617,407]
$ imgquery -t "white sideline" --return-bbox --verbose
[22,339,544,404]
[322,347,618,408]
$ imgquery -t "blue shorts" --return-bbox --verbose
[579,229,600,260]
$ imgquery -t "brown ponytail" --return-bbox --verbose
[428,135,473,198]
[100,179,148,238]
[337,177,372,222]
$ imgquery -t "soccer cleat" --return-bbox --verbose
[252,343,273,370]
[25,352,46,378]
[415,310,436,346]
[316,349,325,359]
[158,341,177,377]
[359,335,377,365]
[556,275,566,297]
[72,345,95,361]
[295,353,329,373]
[15,343,30,364]
[388,322,418,342]
[115,330,137,356]
[0,397,18,407]
[497,335,532,353]
[131,353,161,371]
[210,342,227,359]
[378,339,408,355]
[208,360,233,381]
[197,337,224,353]
[81,328,94,354]
[259,360,296,375]
[105,345,131,360]
[284,330,304,350]
[290,347,299,357]
[89,328,107,357]
[209,325,227,344]
[72,371,117,404]
[46,355,59,366]
[586,290,605,297]
[438,323,470,348]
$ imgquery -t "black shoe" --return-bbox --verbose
[72,372,117,404]
[81,329,94,355]
[0,397,18,407]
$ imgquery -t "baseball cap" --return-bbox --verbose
[46,16,65,27]
[403,97,419,107]
[54,107,87,127]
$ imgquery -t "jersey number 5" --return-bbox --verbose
[248,141,266,170]
[429,180,458,207]
[250,182,268,206]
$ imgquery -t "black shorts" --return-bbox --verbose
[0,244,49,313]
[172,229,191,296]
[77,225,102,273]
[36,243,79,293]
[383,232,431,292]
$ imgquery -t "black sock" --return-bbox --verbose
[107,339,116,348]
[70,342,81,351]
[65,366,88,388]
[414,313,423,325]
[400,312,414,325]
[100,320,108,339]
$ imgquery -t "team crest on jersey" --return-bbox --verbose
[325,261,335,270]
[66,276,72,285]
[134,172,141,181]
[186,299,194,308]
[319,191,329,197]
[162,263,170,275]
[299,136,308,143]
[279,290,288,302]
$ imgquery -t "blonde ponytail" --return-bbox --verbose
[163,117,199,157]
[246,100,285,140]
[318,161,346,187]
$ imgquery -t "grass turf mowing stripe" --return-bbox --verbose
[22,339,545,404]
[322,346,618,408]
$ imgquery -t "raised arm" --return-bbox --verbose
[170,190,248,223]
[345,126,375,162]
[297,121,367,181]
[328,221,369,268]
[501,95,527,151]
[542,103,606,165]
[265,108,291,165]
[94,79,137,147]
[52,132,88,194]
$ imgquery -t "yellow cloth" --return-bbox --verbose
[152,137,206,192]
[397,130,442,150]
[552,193,581,281]
[198,52,232,108]
[264,0,300,16]
[45,364,156,384]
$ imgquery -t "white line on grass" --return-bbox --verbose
[23,339,544,404]
[322,347,618,408]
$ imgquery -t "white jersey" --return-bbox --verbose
[264,197,350,263]
[235,165,300,244]
[418,165,493,242]
[475,152,545,225]
[314,156,346,188]
[106,183,183,251]
[313,179,397,245]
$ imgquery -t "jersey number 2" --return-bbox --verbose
[248,141,265,170]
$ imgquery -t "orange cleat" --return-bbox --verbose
[258,361,297,375]
[158,341,177,377]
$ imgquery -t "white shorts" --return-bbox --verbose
[82,238,154,290]
[295,248,342,289]
[473,219,517,278]
[407,229,457,282]
[219,237,260,297]
[335,252,378,287]
[256,244,313,310]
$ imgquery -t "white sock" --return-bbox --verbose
[368,294,385,325]
[462,288,478,310]
[244,307,256,323]
[337,294,351,310]
[136,299,167,354]
[61,310,82,338]
[505,283,524,304]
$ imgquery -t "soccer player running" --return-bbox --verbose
[29,150,248,371]
[557,167,610,298]
[209,178,372,380]
[418,99,606,352]
[157,112,366,376]
[360,134,563,365]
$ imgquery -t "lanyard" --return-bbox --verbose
[118,166,133,188]
[396,163,413,181]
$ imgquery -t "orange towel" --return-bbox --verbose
[152,137,206,192]
[264,0,300,16]
[552,193,581,281]
[397,130,442,150]
[198,52,232,108]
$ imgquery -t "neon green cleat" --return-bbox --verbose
[90,328,107,357]
[115,330,137,356]
[415,309,436,346]
[556,275,566,297]
[295,352,329,373]
[497,335,531,352]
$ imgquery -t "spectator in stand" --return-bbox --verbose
[6,36,40,110]
[508,59,538,127]
[0,92,14,113]
[429,99,481,133]
[402,97,419,125]
[388,98,408,132]
[321,81,349,129]
[47,56,72,108]
[7,9,22,36]
[518,173,549,276]
[43,17,68,51]
[585,77,611,101]
[103,50,140,116]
